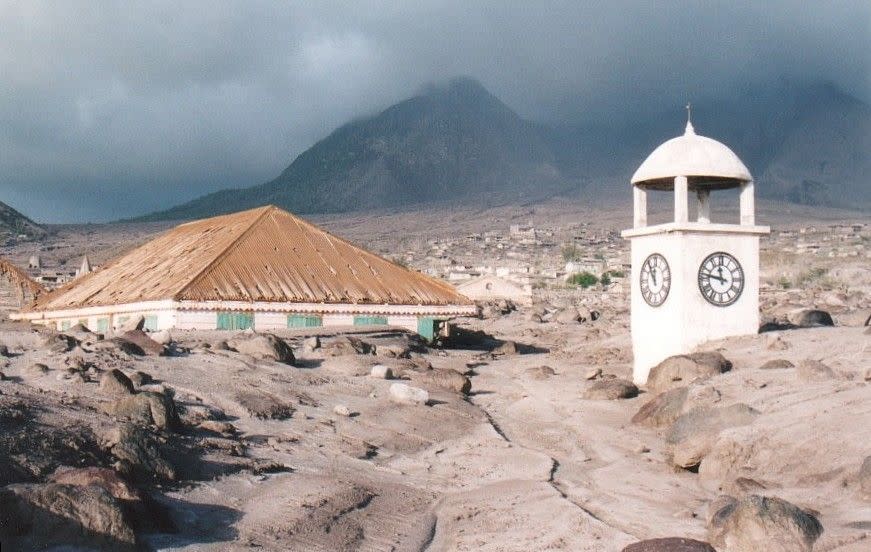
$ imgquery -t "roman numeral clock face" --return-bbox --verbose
[698,252,744,306]
[639,253,670,307]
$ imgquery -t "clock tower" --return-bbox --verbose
[622,112,770,384]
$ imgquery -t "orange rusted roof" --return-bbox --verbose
[27,205,472,311]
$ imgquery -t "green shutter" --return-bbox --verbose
[60,320,71,331]
[143,315,160,331]
[96,318,109,332]
[353,315,388,326]
[217,311,254,330]
[287,314,322,328]
[417,317,439,341]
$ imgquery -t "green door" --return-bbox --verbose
[217,311,254,330]
[353,315,388,326]
[287,314,322,328]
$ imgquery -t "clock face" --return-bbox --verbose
[698,252,744,306]
[639,253,671,307]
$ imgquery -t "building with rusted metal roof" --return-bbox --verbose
[11,205,476,337]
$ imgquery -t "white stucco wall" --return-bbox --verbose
[625,225,766,384]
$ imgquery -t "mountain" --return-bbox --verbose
[141,78,571,221]
[140,78,870,221]
[0,201,46,240]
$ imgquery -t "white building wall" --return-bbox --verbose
[388,315,419,332]
[323,313,355,326]
[175,310,217,330]
[255,312,288,331]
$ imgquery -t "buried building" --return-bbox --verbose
[11,205,476,337]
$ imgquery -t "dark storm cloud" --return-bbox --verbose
[1,1,868,222]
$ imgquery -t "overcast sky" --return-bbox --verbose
[1,1,868,222]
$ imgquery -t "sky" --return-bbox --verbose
[1,1,868,223]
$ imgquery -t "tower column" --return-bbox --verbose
[740,180,755,225]
[633,186,648,228]
[696,189,710,223]
[674,176,688,223]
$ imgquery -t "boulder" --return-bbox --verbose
[104,423,177,482]
[554,307,582,324]
[228,333,295,364]
[302,336,321,352]
[119,315,145,332]
[647,352,732,393]
[42,333,79,353]
[667,404,759,469]
[234,390,295,419]
[333,404,352,417]
[376,342,412,358]
[119,329,167,356]
[150,329,173,345]
[198,420,237,436]
[795,359,835,381]
[632,387,689,427]
[585,367,603,380]
[322,336,373,356]
[106,391,180,431]
[48,466,138,501]
[26,362,49,377]
[370,364,394,379]
[622,537,716,551]
[759,359,794,370]
[525,365,556,380]
[583,378,639,400]
[0,483,137,550]
[92,337,146,356]
[127,370,153,387]
[787,309,834,328]
[492,340,519,355]
[413,368,472,394]
[99,369,135,396]
[389,383,429,406]
[707,494,823,552]
[0,344,10,357]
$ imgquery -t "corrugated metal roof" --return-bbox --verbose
[27,205,472,311]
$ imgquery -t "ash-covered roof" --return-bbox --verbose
[27,205,472,311]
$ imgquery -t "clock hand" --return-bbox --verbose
[704,272,727,284]
[651,269,658,286]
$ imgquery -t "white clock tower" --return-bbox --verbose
[622,111,770,384]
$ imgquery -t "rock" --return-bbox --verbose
[127,370,153,387]
[707,494,823,552]
[48,466,138,501]
[413,368,472,394]
[228,333,295,364]
[104,423,177,482]
[585,367,602,380]
[492,340,519,355]
[106,391,180,431]
[100,368,135,396]
[632,387,689,427]
[302,335,321,352]
[119,329,167,356]
[759,359,794,370]
[178,403,225,425]
[26,362,49,376]
[234,390,295,419]
[795,359,835,381]
[667,404,759,469]
[647,352,732,393]
[376,342,412,358]
[92,337,146,356]
[0,370,5,381]
[554,307,582,324]
[198,420,237,436]
[622,537,716,551]
[765,336,790,351]
[323,336,373,356]
[150,329,172,345]
[525,365,556,380]
[389,383,429,406]
[370,364,394,379]
[0,344,10,357]
[583,378,639,400]
[859,455,871,496]
[787,308,834,328]
[0,483,137,550]
[119,314,145,332]
[333,404,352,417]
[42,333,79,353]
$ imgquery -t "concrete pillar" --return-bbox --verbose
[633,186,648,228]
[740,180,755,225]
[674,176,688,223]
[696,189,710,223]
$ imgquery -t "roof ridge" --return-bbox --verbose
[174,205,275,300]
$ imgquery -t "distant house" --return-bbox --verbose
[455,274,533,306]
[12,206,476,336]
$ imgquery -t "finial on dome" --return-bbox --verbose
[684,102,695,135]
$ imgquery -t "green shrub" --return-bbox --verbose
[568,271,599,288]
[600,273,611,286]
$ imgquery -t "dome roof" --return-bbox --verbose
[631,122,751,189]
